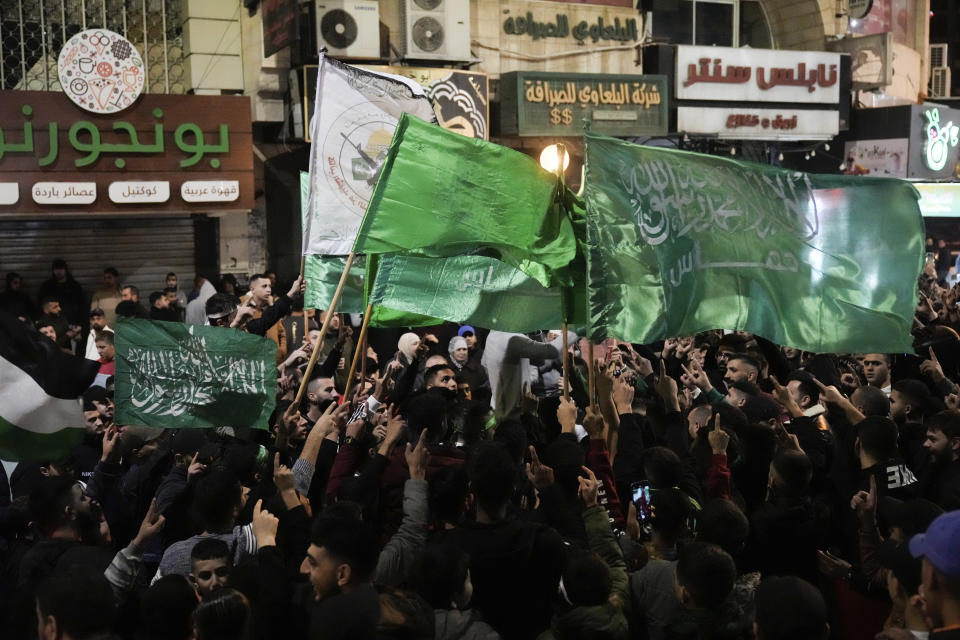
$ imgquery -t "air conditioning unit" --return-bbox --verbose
[932,67,952,99]
[930,43,948,69]
[315,0,380,59]
[400,0,472,61]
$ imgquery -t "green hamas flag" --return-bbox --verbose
[115,319,277,429]
[368,254,566,332]
[300,171,367,312]
[304,255,367,313]
[584,134,924,353]
[353,114,576,287]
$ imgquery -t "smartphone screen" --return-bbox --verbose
[631,481,651,521]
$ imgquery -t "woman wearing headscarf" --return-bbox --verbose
[385,332,425,407]
[448,335,491,409]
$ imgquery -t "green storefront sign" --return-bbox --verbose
[499,72,668,137]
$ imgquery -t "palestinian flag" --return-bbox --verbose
[0,310,99,461]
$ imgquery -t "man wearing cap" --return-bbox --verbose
[909,510,960,637]
[459,325,483,365]
[84,308,113,361]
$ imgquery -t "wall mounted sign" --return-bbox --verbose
[0,183,17,205]
[502,13,639,43]
[499,71,668,137]
[676,45,841,104]
[57,28,144,114]
[842,138,908,177]
[108,181,170,203]
[261,0,299,58]
[916,183,960,217]
[923,108,959,172]
[825,32,892,91]
[0,90,253,214]
[677,106,838,140]
[32,181,97,204]
[295,65,490,141]
[181,180,240,202]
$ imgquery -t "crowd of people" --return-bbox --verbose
[1,256,960,640]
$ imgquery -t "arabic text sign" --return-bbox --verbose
[0,91,253,214]
[108,181,170,203]
[676,46,841,104]
[181,180,240,202]
[499,72,668,137]
[32,181,97,204]
[677,106,839,140]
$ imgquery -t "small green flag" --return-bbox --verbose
[304,255,368,313]
[584,134,924,353]
[353,114,576,287]
[115,319,277,430]
[368,253,565,332]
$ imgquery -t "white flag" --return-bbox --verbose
[303,53,437,256]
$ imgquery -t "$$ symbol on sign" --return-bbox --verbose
[550,107,573,126]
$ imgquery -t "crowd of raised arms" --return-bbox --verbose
[1,258,959,640]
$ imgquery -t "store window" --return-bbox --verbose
[652,0,772,48]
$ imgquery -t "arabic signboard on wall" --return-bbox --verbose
[261,0,299,58]
[499,71,668,137]
[677,106,838,141]
[916,183,960,217]
[676,45,841,104]
[502,13,639,44]
[842,138,909,177]
[296,65,489,141]
[0,90,253,215]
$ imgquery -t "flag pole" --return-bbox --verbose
[553,142,571,403]
[300,256,308,344]
[294,251,357,405]
[587,341,596,410]
[359,326,368,394]
[343,304,373,402]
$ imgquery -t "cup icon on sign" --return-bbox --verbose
[78,58,95,74]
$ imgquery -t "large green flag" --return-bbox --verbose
[368,253,565,332]
[115,319,277,429]
[584,134,924,353]
[353,113,576,287]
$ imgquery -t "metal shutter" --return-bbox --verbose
[0,217,196,304]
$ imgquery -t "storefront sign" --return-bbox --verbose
[848,0,874,20]
[500,72,668,137]
[108,181,170,203]
[32,181,97,204]
[0,90,253,214]
[676,46,841,104]
[296,65,489,141]
[181,180,240,202]
[0,183,17,205]
[502,13,639,43]
[916,183,960,217]
[57,29,144,114]
[923,108,960,172]
[825,33,892,91]
[261,0,299,58]
[843,138,908,177]
[677,106,838,140]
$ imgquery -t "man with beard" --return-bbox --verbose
[920,411,960,510]
[305,377,338,425]
[908,510,960,638]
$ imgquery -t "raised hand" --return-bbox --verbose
[251,498,279,547]
[101,423,120,463]
[919,346,946,383]
[187,452,208,481]
[286,276,305,300]
[526,445,555,490]
[578,466,599,507]
[583,404,605,438]
[132,498,166,548]
[404,428,431,480]
[812,377,845,406]
[557,396,577,433]
[708,414,730,455]
[273,452,295,494]
[681,359,712,392]
[850,474,878,530]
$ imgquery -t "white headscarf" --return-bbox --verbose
[398,332,420,363]
[448,335,468,369]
